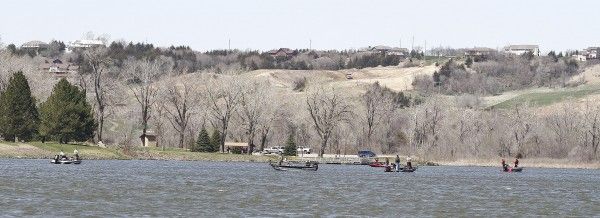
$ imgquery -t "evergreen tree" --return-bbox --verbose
[0,72,39,141]
[283,134,297,156]
[465,57,473,68]
[210,129,222,152]
[194,127,212,152]
[39,79,95,143]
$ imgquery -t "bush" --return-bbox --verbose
[292,77,307,92]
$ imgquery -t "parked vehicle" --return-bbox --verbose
[263,146,284,154]
[297,147,311,154]
[358,150,376,158]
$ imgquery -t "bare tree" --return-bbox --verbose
[163,80,197,149]
[82,47,113,142]
[206,76,242,152]
[306,88,353,157]
[362,82,394,147]
[508,104,534,157]
[238,80,270,154]
[123,58,170,146]
[581,102,600,160]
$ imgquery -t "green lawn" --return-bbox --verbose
[28,142,129,159]
[491,86,600,109]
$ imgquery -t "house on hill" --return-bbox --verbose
[67,39,105,52]
[267,48,296,58]
[361,45,409,57]
[40,59,79,75]
[21,40,48,55]
[464,47,497,59]
[21,40,48,49]
[585,47,599,59]
[504,45,540,56]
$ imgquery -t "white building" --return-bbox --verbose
[21,40,48,49]
[504,45,540,56]
[586,47,599,59]
[67,39,105,51]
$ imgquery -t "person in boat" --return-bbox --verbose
[395,155,401,171]
[406,157,413,169]
[278,155,284,166]
[502,159,509,171]
[514,158,519,168]
[385,157,390,166]
[59,151,66,160]
[74,149,79,160]
[305,161,311,167]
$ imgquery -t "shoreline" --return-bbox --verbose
[436,158,600,170]
[1,142,599,169]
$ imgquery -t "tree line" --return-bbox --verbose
[0,72,94,143]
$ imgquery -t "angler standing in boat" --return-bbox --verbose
[502,159,508,171]
[406,157,413,169]
[74,149,79,160]
[395,155,401,171]
[514,158,519,168]
[59,150,65,159]
[278,155,284,166]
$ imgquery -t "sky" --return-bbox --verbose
[1,0,598,52]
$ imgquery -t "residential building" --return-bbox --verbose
[267,48,296,58]
[361,45,409,57]
[504,45,540,56]
[21,40,48,49]
[67,39,105,52]
[40,59,78,75]
[585,47,599,59]
[464,47,497,59]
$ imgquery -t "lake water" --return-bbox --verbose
[0,159,599,217]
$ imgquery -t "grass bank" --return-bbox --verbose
[0,141,277,162]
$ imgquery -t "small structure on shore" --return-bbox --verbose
[140,131,157,147]
[225,142,249,154]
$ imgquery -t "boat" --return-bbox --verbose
[503,167,523,172]
[384,166,418,173]
[399,167,417,172]
[50,158,81,164]
[369,162,386,167]
[269,162,318,171]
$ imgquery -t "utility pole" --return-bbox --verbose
[424,40,427,56]
[411,36,414,51]
[309,39,312,50]
[228,39,231,50]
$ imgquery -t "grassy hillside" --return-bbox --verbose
[489,85,600,109]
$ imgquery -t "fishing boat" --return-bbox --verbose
[384,166,418,173]
[269,162,318,171]
[369,162,386,167]
[51,157,81,164]
[503,167,523,172]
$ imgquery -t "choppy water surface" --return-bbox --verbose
[0,159,599,217]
